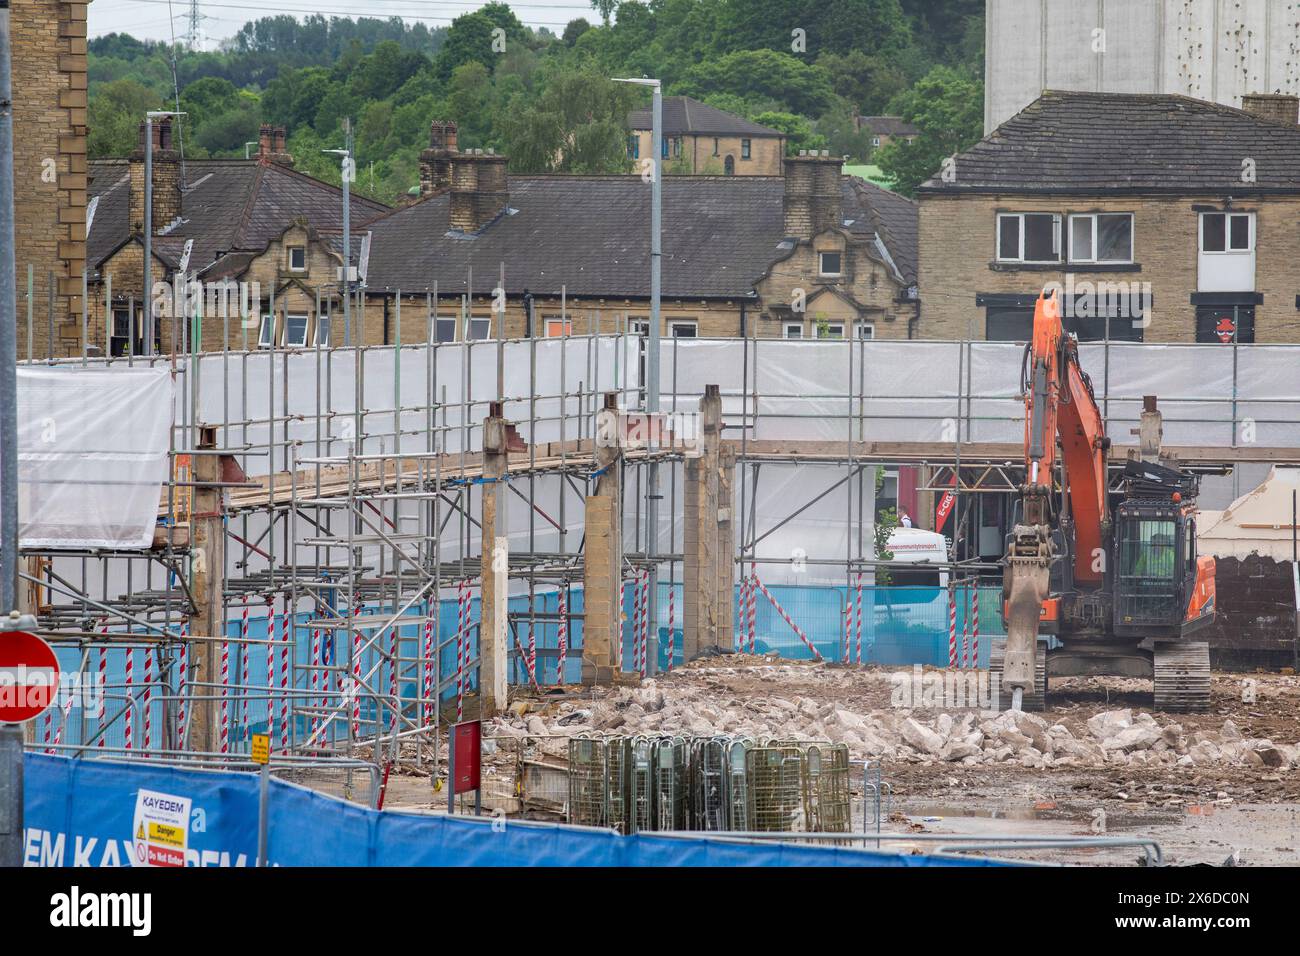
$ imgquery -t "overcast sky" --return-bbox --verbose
[90,0,598,45]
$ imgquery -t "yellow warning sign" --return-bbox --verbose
[137,823,144,840]
[251,733,270,765]
[149,822,184,847]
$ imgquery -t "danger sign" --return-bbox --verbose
[0,629,61,723]
[132,788,192,868]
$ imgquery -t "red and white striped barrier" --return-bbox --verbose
[351,607,364,739]
[842,602,851,662]
[218,638,229,754]
[618,578,627,669]
[96,644,107,749]
[266,607,278,744]
[387,622,399,734]
[310,626,323,739]
[527,613,538,686]
[420,616,434,725]
[176,628,189,750]
[239,596,251,741]
[971,586,980,669]
[630,573,643,674]
[142,642,154,755]
[750,576,822,660]
[455,581,469,723]
[666,584,675,671]
[854,574,864,665]
[556,592,569,683]
[746,572,757,654]
[947,588,958,669]
[49,618,101,753]
[638,569,650,677]
[280,613,291,751]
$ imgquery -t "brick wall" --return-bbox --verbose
[631,130,785,176]
[918,191,1300,342]
[12,0,89,359]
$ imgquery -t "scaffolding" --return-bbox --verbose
[17,306,1300,787]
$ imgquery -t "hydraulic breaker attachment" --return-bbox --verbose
[1002,523,1052,707]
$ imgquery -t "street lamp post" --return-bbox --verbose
[613,77,662,674]
[142,110,184,356]
[323,139,354,347]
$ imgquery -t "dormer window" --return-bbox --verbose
[288,246,306,272]
[819,251,843,276]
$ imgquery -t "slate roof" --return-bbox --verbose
[85,159,389,276]
[365,174,918,295]
[918,90,1300,194]
[627,96,784,138]
[859,116,919,138]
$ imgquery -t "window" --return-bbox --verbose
[110,308,132,356]
[1195,305,1255,344]
[669,321,697,338]
[258,314,276,348]
[544,317,573,337]
[816,323,844,339]
[661,138,669,159]
[288,246,306,272]
[819,251,843,276]
[627,135,639,160]
[855,323,875,340]
[466,317,492,341]
[741,139,752,160]
[712,137,719,157]
[1200,212,1253,253]
[316,315,331,346]
[672,137,682,159]
[1068,213,1133,264]
[434,317,457,342]
[284,314,309,348]
[783,323,803,339]
[629,319,650,336]
[871,136,881,148]
[996,213,1061,263]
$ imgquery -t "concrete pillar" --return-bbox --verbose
[683,385,734,660]
[582,394,623,685]
[479,403,510,715]
[188,426,225,752]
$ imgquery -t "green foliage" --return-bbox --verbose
[874,65,984,196]
[873,466,899,585]
[87,2,985,204]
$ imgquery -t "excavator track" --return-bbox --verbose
[988,638,1047,711]
[1153,641,1212,713]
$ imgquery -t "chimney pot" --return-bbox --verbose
[1241,92,1300,126]
[449,152,509,233]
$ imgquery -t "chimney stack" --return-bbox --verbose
[1241,93,1300,126]
[449,149,509,233]
[419,120,459,198]
[782,150,843,240]
[257,124,294,166]
[129,117,182,235]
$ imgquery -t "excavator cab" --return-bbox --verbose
[1112,500,1186,637]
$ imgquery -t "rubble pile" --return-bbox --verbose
[489,662,1300,773]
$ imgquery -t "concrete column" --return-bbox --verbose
[582,394,623,685]
[188,426,225,752]
[683,385,733,660]
[479,403,510,716]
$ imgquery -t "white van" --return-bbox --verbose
[881,527,950,588]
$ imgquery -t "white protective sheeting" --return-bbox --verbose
[17,366,174,549]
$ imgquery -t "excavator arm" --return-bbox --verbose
[1001,290,1110,706]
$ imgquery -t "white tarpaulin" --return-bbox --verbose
[17,366,174,549]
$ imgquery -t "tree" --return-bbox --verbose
[88,78,164,157]
[874,65,983,196]
[590,0,620,26]
[680,50,836,116]
[435,11,503,81]
[563,18,594,45]
[499,67,636,173]
[814,50,909,116]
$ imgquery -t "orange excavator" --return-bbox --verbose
[992,290,1217,712]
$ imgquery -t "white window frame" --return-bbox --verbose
[257,314,275,348]
[854,322,875,340]
[818,251,843,277]
[316,315,331,346]
[629,319,650,336]
[668,320,697,338]
[871,136,881,148]
[544,317,573,338]
[996,212,1061,263]
[1068,213,1134,264]
[1199,212,1254,254]
[783,322,803,339]
[284,313,309,348]
[816,322,845,339]
[433,317,457,342]
[288,246,306,272]
[466,316,493,341]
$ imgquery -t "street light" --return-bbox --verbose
[143,110,185,356]
[323,143,354,346]
[613,76,662,674]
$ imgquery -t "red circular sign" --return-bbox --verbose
[0,630,61,724]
